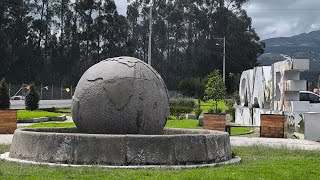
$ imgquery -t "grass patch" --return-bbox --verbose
[231,127,252,136]
[1,145,320,179]
[27,122,76,128]
[0,145,10,153]
[17,110,63,120]
[194,99,228,114]
[26,120,252,136]
[165,120,202,129]
[44,108,72,115]
[55,108,71,114]
[26,120,202,129]
[55,109,71,113]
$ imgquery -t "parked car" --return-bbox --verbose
[299,91,320,103]
[10,96,25,100]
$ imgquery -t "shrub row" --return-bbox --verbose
[169,98,195,119]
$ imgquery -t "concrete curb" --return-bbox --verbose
[17,117,49,123]
[17,115,67,123]
[49,115,67,122]
[0,152,240,169]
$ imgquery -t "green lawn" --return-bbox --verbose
[194,99,228,114]
[55,109,71,113]
[17,110,63,120]
[27,122,76,128]
[54,108,72,115]
[26,120,202,130]
[165,120,202,129]
[231,127,253,136]
[1,145,320,179]
[26,120,252,136]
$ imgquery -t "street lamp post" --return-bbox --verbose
[127,0,153,66]
[215,37,226,83]
[40,85,49,100]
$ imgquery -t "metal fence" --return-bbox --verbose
[8,84,75,100]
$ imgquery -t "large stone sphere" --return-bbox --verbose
[71,57,170,134]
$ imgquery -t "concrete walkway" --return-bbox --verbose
[0,135,13,145]
[64,116,74,123]
[230,137,320,150]
[1,133,320,150]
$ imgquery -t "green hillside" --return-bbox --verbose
[257,30,320,86]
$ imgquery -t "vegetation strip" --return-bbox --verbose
[1,145,320,179]
[17,110,63,120]
[0,152,241,169]
[27,120,252,136]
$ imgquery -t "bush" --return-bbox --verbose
[208,107,223,114]
[25,84,40,111]
[194,108,203,119]
[170,106,194,119]
[0,78,10,110]
[225,99,236,122]
[169,98,196,108]
[179,77,206,108]
[170,98,195,119]
[168,115,177,120]
[233,91,240,105]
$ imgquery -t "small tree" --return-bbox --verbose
[0,78,10,110]
[205,70,226,113]
[25,84,40,111]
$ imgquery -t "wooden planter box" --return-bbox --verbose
[260,114,285,138]
[203,113,227,132]
[0,110,17,134]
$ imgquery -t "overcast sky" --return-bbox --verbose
[115,0,320,40]
[243,0,320,40]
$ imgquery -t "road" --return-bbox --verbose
[10,100,72,110]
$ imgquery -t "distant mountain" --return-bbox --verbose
[259,30,320,71]
[258,30,320,85]
[264,30,320,48]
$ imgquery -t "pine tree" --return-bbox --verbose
[0,78,10,110]
[25,84,40,111]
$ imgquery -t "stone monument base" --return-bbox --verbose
[8,128,233,166]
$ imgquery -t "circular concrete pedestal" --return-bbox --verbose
[8,128,232,166]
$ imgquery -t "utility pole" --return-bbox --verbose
[318,74,320,94]
[223,36,226,83]
[215,37,226,83]
[147,0,153,66]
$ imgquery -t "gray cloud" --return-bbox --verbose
[115,0,320,40]
[243,0,320,39]
[115,1,128,15]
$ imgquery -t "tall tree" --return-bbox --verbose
[0,0,263,93]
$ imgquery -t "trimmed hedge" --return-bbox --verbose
[170,98,195,119]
